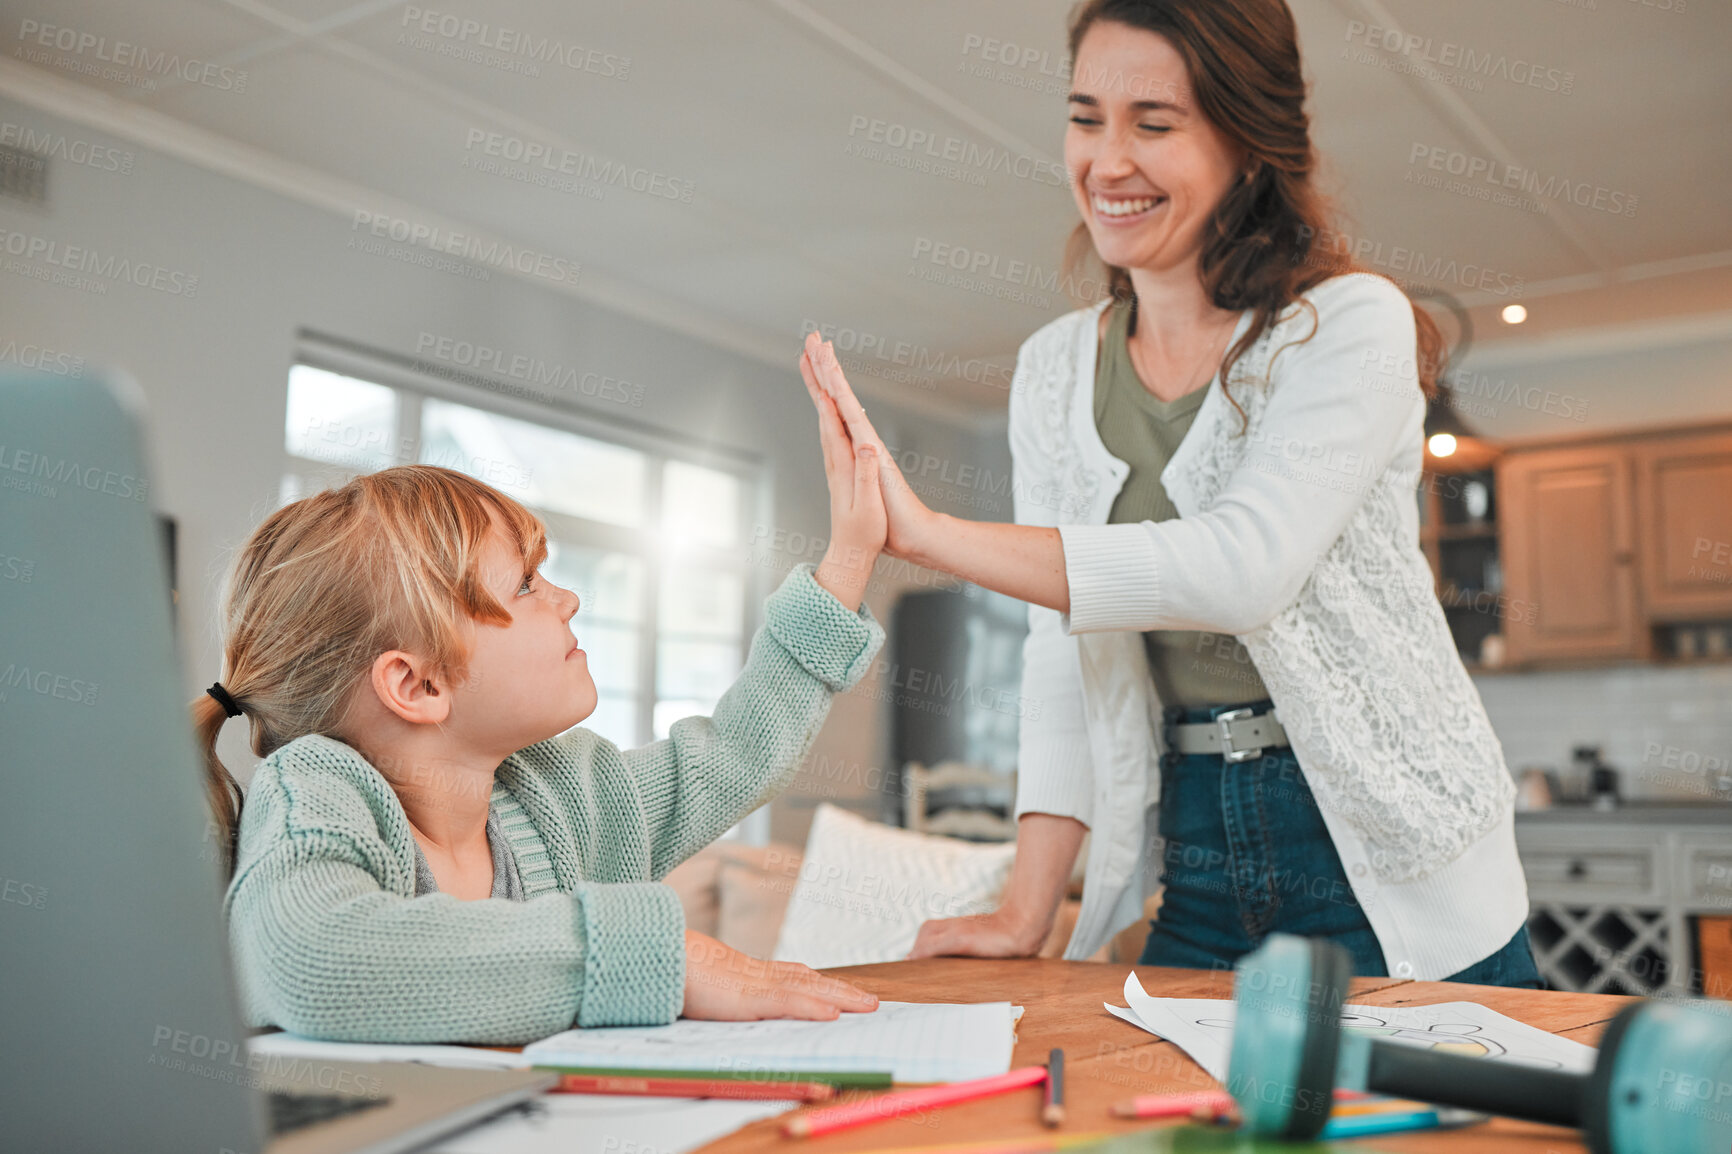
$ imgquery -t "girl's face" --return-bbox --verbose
[450,526,596,751]
[1064,21,1246,278]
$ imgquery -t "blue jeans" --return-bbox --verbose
[1137,704,1541,989]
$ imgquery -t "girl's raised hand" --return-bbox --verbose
[799,334,886,613]
[799,332,939,567]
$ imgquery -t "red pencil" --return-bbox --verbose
[783,1066,1049,1139]
[552,1073,834,1101]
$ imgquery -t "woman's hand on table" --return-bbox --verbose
[909,814,1087,960]
[800,332,941,566]
[908,908,1049,960]
[682,930,879,1020]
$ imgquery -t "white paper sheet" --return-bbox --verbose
[524,1001,1016,1084]
[425,1094,797,1154]
[1107,971,1596,1084]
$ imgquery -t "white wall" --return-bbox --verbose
[1474,664,1732,803]
[0,96,1008,843]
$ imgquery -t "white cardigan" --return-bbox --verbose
[1008,272,1527,979]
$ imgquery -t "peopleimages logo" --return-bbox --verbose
[801,319,1014,392]
[1295,225,1525,299]
[348,211,580,285]
[1407,143,1638,218]
[1341,20,1574,95]
[0,228,198,296]
[0,339,83,378]
[960,34,1070,79]
[415,331,645,407]
[845,116,1068,189]
[0,662,99,706]
[15,20,248,92]
[0,442,149,502]
[909,237,1109,306]
[398,7,630,79]
[0,120,133,174]
[462,130,695,203]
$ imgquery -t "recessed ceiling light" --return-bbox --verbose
[1501,304,1528,324]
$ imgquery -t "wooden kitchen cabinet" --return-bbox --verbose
[1632,429,1732,620]
[1497,444,1645,665]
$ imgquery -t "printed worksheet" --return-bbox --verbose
[1107,972,1596,1083]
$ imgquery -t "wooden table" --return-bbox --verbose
[700,959,1634,1154]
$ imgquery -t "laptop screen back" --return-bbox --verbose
[0,369,267,1153]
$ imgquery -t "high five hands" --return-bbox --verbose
[798,331,939,574]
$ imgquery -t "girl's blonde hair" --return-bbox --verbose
[193,465,546,876]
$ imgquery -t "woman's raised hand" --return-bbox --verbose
[800,332,940,566]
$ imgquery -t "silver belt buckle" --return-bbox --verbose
[1215,707,1261,763]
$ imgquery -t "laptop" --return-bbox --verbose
[0,367,556,1153]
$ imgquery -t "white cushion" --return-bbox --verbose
[771,804,1017,968]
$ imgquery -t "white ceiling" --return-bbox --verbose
[2,0,1729,431]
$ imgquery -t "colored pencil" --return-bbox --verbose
[529,1064,892,1088]
[783,1066,1050,1139]
[1109,1086,1376,1120]
[1329,1096,1432,1117]
[549,1073,834,1101]
[838,1135,1114,1154]
[1109,1090,1234,1119]
[1041,1049,1064,1128]
[1320,1108,1445,1138]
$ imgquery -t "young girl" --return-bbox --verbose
[199,355,886,1043]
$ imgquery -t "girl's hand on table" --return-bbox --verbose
[800,332,940,566]
[682,930,879,1020]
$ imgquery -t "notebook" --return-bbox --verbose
[523,1001,1017,1084]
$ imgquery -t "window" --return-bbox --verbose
[281,359,763,762]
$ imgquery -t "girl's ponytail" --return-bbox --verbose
[190,690,244,879]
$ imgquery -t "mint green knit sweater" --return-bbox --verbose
[224,563,884,1044]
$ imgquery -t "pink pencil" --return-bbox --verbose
[783,1066,1049,1139]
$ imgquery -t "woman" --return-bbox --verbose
[797,0,1537,985]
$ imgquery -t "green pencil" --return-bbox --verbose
[529,1064,894,1089]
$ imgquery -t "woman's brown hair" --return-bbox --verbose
[192,465,546,877]
[1062,0,1447,419]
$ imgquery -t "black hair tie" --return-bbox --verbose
[206,682,243,718]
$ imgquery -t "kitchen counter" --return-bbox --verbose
[1516,801,1732,823]
[1514,805,1732,995]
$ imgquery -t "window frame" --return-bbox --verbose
[283,333,775,784]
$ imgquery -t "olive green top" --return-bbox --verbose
[1094,300,1269,708]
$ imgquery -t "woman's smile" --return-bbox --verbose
[1090,191,1168,225]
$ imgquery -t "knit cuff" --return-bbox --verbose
[575,882,686,1027]
[1056,523,1163,634]
[763,563,886,691]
